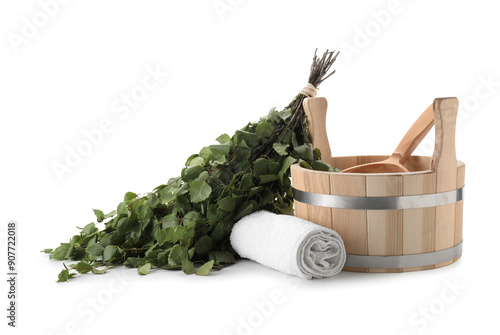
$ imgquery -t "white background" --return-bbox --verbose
[1,1,499,334]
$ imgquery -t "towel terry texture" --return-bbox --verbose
[230,211,346,279]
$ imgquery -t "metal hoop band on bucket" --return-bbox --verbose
[292,186,464,269]
[292,186,464,210]
[344,242,463,269]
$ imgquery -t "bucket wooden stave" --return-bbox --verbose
[291,97,465,273]
[291,157,465,273]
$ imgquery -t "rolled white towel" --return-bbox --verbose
[230,211,346,279]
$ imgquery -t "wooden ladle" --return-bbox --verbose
[341,103,435,173]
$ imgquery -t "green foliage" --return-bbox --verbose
[196,260,214,276]
[189,180,212,203]
[70,261,93,274]
[57,264,77,283]
[92,268,108,274]
[50,243,73,261]
[138,263,151,275]
[46,102,338,281]
[46,50,340,281]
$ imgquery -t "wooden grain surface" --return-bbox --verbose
[402,171,436,271]
[366,175,403,273]
[291,96,463,273]
[303,97,332,165]
[432,98,459,268]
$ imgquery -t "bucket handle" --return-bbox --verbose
[432,97,459,192]
[304,96,460,179]
[303,97,332,165]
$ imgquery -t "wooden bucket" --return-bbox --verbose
[291,98,465,272]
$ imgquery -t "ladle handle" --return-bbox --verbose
[303,97,332,165]
[393,103,435,165]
